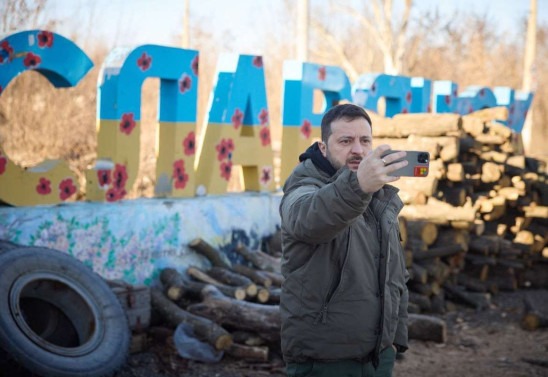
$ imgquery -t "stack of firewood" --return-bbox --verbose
[151,238,285,363]
[369,107,548,315]
[151,236,448,364]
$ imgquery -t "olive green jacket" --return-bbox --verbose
[279,159,409,365]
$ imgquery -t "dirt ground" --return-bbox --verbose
[2,289,547,377]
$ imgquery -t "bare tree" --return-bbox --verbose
[521,0,537,154]
[330,0,413,75]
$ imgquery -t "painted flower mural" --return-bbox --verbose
[119,113,136,135]
[183,132,196,156]
[172,160,189,189]
[231,108,243,129]
[137,52,152,71]
[301,119,312,139]
[59,178,76,201]
[23,52,41,68]
[37,31,54,48]
[179,73,192,94]
[36,177,51,195]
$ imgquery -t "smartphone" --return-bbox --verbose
[381,150,430,177]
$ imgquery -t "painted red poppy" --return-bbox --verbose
[260,127,270,146]
[479,89,485,97]
[216,138,235,161]
[23,52,41,68]
[231,108,243,129]
[36,177,51,195]
[137,52,152,71]
[406,91,412,103]
[220,161,232,181]
[119,113,136,135]
[318,66,326,81]
[106,188,126,202]
[371,82,377,94]
[97,169,111,186]
[427,103,432,113]
[183,131,196,155]
[191,55,199,76]
[401,108,408,113]
[0,156,6,175]
[59,178,76,200]
[260,166,272,186]
[0,85,3,94]
[444,95,451,105]
[179,74,192,93]
[258,108,268,125]
[37,31,54,48]
[0,40,13,55]
[113,164,128,189]
[253,56,263,68]
[301,120,312,139]
[172,160,189,189]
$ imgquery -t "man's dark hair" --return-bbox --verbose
[320,103,372,143]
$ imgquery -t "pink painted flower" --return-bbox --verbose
[444,95,451,105]
[0,85,3,94]
[216,138,235,161]
[260,166,272,186]
[119,113,136,135]
[37,31,54,48]
[0,155,6,174]
[36,177,51,195]
[406,91,412,103]
[183,131,196,156]
[260,127,270,146]
[253,56,263,68]
[59,178,76,200]
[0,40,13,55]
[371,82,377,95]
[318,66,326,81]
[23,52,41,68]
[220,161,232,181]
[231,108,243,129]
[300,119,312,139]
[191,55,199,76]
[479,88,485,97]
[179,73,192,93]
[401,108,408,114]
[172,160,189,189]
[97,170,111,187]
[258,108,268,125]
[113,164,128,189]
[137,52,152,71]
[106,188,126,202]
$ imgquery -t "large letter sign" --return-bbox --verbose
[86,45,199,201]
[0,30,93,206]
[352,73,412,117]
[280,61,351,183]
[195,54,275,195]
[0,30,537,207]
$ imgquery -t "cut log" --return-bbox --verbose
[413,244,466,261]
[466,106,508,123]
[408,313,447,343]
[391,113,462,137]
[481,161,503,183]
[400,198,477,225]
[260,270,285,287]
[406,221,439,246]
[521,291,548,330]
[207,266,258,297]
[232,264,273,288]
[150,288,233,350]
[443,283,491,310]
[230,330,267,346]
[187,267,247,300]
[226,343,269,361]
[409,291,431,312]
[187,285,281,334]
[410,263,428,285]
[189,238,232,269]
[235,243,281,273]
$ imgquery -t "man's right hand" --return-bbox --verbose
[356,144,408,193]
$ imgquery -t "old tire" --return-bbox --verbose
[0,246,130,377]
[0,239,19,253]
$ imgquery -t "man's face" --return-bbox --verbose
[319,117,372,171]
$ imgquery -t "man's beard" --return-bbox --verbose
[325,149,362,171]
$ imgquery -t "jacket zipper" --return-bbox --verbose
[314,229,352,324]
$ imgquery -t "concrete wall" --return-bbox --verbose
[0,193,282,285]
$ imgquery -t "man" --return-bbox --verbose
[279,103,409,377]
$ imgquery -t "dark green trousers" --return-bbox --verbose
[286,347,396,377]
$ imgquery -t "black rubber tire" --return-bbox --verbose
[0,239,19,253]
[0,246,130,377]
